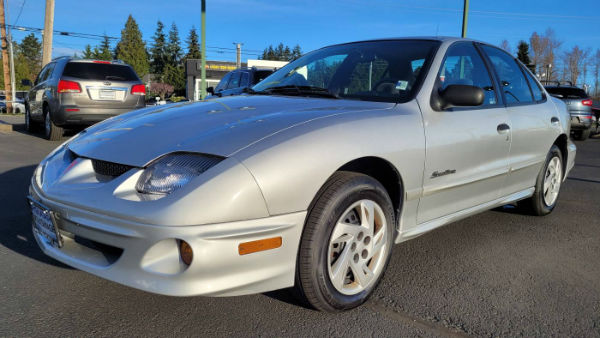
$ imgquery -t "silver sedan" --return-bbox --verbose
[28,37,576,312]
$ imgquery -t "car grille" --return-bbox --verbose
[91,159,134,177]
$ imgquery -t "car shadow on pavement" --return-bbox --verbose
[0,165,73,269]
[262,288,314,310]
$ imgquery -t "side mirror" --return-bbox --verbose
[21,79,32,87]
[439,84,484,109]
[206,86,214,95]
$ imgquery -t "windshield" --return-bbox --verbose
[252,40,440,103]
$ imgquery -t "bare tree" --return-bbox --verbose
[581,48,591,88]
[563,45,585,85]
[499,40,511,54]
[594,49,600,98]
[529,28,562,79]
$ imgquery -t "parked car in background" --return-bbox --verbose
[207,67,275,97]
[544,83,593,140]
[0,96,26,114]
[23,57,146,140]
[29,37,576,312]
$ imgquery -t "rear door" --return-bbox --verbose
[480,45,559,195]
[417,42,511,223]
[60,62,143,109]
[29,62,55,119]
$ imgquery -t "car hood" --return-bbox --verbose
[67,95,393,167]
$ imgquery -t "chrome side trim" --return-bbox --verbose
[422,169,508,197]
[399,187,535,241]
[509,158,545,173]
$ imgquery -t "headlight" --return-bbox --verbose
[34,162,45,187]
[136,153,224,195]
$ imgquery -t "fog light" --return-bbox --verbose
[179,240,193,265]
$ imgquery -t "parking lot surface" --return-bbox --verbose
[1,120,599,337]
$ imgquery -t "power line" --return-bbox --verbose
[8,24,118,40]
[12,0,25,26]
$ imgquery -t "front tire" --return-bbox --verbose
[295,171,395,312]
[43,107,63,141]
[25,106,33,132]
[521,145,563,216]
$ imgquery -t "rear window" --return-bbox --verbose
[63,62,140,81]
[545,87,588,99]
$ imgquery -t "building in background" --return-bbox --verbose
[185,59,288,100]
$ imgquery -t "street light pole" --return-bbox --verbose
[461,0,469,38]
[200,0,206,100]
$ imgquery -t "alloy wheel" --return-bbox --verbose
[327,199,389,295]
[543,156,562,207]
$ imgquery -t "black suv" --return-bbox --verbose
[544,83,593,140]
[24,57,145,140]
[208,67,275,97]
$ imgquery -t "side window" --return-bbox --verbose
[481,45,534,104]
[227,72,241,89]
[240,72,249,87]
[522,67,544,101]
[42,63,56,82]
[438,42,497,106]
[215,72,231,91]
[34,67,48,86]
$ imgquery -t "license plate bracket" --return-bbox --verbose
[29,198,62,248]
[99,90,116,100]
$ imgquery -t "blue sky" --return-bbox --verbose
[7,0,600,80]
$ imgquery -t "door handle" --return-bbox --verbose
[497,123,510,134]
[551,116,560,124]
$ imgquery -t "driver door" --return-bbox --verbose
[417,42,511,223]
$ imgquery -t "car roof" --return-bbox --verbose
[328,36,489,48]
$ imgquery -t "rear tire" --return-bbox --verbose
[294,171,395,312]
[520,145,563,216]
[573,129,590,141]
[43,107,63,141]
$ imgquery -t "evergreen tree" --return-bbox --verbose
[517,41,532,65]
[166,23,182,67]
[185,27,201,60]
[82,45,94,59]
[291,44,302,60]
[163,63,185,92]
[261,43,301,61]
[97,35,113,60]
[18,33,42,81]
[115,15,149,77]
[150,21,167,76]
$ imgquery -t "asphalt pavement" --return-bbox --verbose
[1,118,599,337]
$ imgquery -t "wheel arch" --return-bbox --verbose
[336,156,404,222]
[553,134,568,176]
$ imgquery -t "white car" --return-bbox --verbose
[29,37,575,311]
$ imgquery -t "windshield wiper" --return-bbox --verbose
[105,75,126,81]
[261,85,339,99]
[243,87,271,95]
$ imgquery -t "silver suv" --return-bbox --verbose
[24,57,146,140]
[544,84,593,140]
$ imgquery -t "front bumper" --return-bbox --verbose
[29,182,306,297]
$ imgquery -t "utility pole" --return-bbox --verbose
[461,0,469,38]
[6,1,15,114]
[200,0,206,100]
[0,0,12,113]
[42,0,55,67]
[233,42,242,68]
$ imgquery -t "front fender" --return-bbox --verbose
[233,101,426,217]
